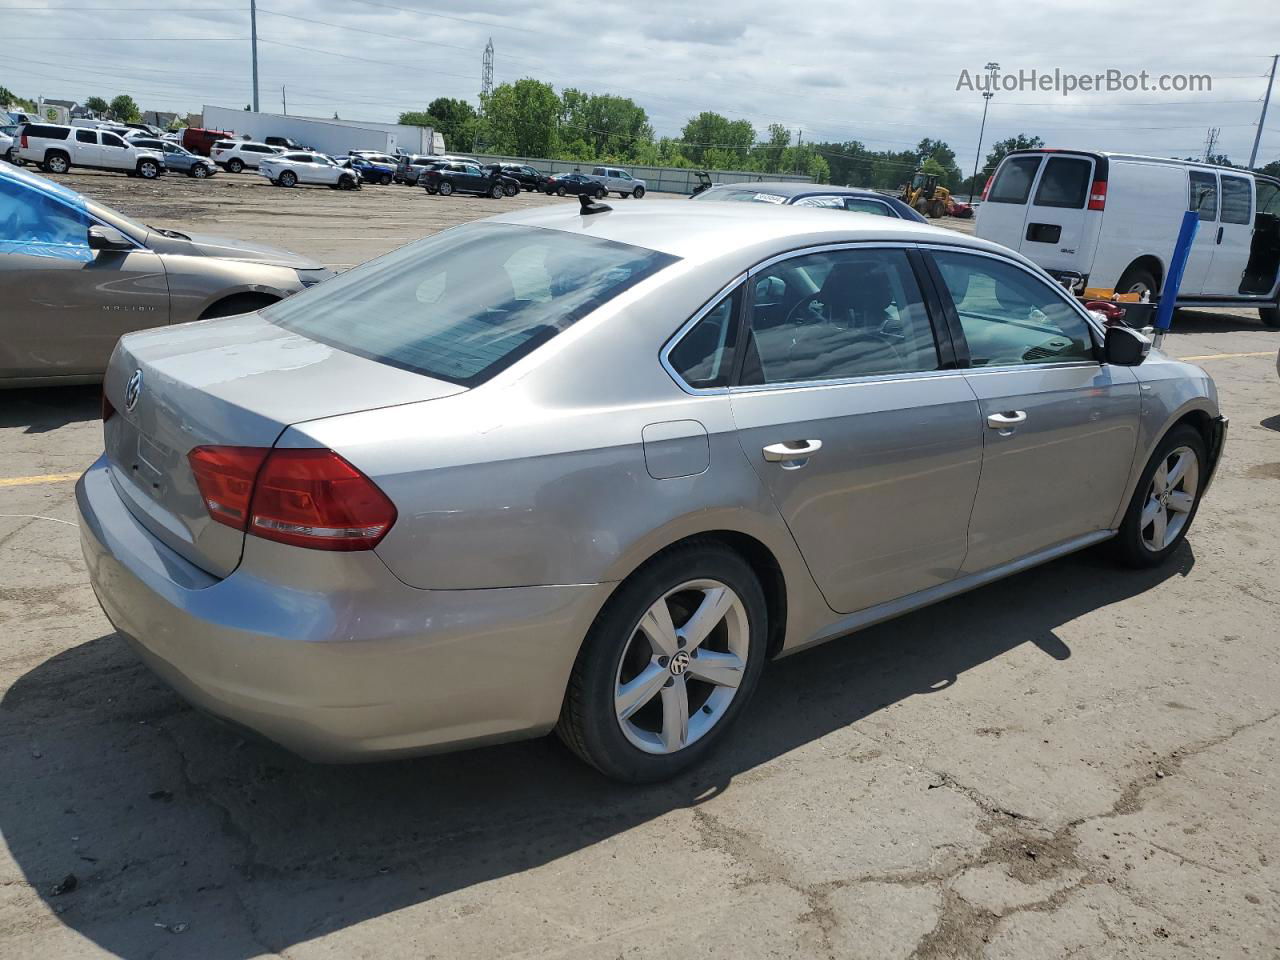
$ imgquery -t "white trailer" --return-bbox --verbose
[201,106,442,157]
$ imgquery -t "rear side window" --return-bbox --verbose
[1219,176,1252,225]
[844,198,894,216]
[1189,171,1218,221]
[213,141,234,149]
[668,285,742,389]
[76,129,97,143]
[25,124,70,140]
[1033,157,1092,208]
[101,133,125,148]
[792,195,845,208]
[988,156,1042,204]
[741,248,939,385]
[263,223,679,386]
[932,251,1094,366]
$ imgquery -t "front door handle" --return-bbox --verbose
[1216,226,1224,245]
[986,411,1027,430]
[763,439,823,462]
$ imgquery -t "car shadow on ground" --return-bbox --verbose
[1167,308,1270,334]
[1,543,1193,958]
[0,385,101,434]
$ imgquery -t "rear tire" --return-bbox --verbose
[227,158,244,173]
[556,542,768,782]
[44,152,70,174]
[438,180,454,196]
[1260,306,1280,328]
[1112,424,1207,568]
[1115,263,1158,298]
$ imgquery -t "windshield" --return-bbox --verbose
[263,223,679,386]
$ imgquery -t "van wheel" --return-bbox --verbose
[1116,264,1158,298]
[556,542,768,782]
[1112,424,1206,568]
[44,152,70,174]
[1260,306,1280,328]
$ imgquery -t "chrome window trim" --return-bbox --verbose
[659,272,747,396]
[728,365,973,396]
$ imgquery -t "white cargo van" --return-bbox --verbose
[975,150,1280,327]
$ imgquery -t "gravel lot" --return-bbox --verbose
[2,168,1279,960]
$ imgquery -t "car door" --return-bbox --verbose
[975,154,1043,251]
[73,128,102,167]
[1184,170,1219,294]
[1021,154,1096,276]
[723,245,983,614]
[1202,173,1254,295]
[0,177,169,378]
[927,248,1140,573]
[99,132,131,171]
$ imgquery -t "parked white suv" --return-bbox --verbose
[210,140,282,173]
[589,165,646,198]
[15,123,165,178]
[258,152,361,189]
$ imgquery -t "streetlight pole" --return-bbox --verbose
[250,0,260,113]
[969,61,999,203]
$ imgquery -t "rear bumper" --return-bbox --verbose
[76,455,611,761]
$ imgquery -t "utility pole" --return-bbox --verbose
[281,86,287,115]
[969,61,999,202]
[250,0,259,112]
[1248,54,1277,169]
[1203,126,1220,162]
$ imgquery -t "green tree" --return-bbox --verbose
[0,84,36,110]
[84,96,110,116]
[680,112,754,166]
[108,94,140,123]
[1259,159,1280,178]
[401,97,477,151]
[481,78,560,157]
[559,89,653,159]
[752,124,791,173]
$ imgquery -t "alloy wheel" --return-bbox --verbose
[1140,445,1199,552]
[613,579,749,755]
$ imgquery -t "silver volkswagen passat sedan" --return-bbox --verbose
[78,199,1226,782]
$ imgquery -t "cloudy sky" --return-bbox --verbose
[5,0,1279,168]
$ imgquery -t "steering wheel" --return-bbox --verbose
[783,292,830,326]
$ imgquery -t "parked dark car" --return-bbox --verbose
[264,136,309,151]
[180,127,231,157]
[545,172,606,199]
[394,154,443,185]
[494,163,546,192]
[129,138,218,179]
[340,154,395,185]
[481,164,522,196]
[421,161,514,198]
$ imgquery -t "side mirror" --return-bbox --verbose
[1103,324,1150,366]
[87,225,134,252]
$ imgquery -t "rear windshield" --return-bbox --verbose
[1033,156,1092,208]
[263,223,679,386]
[988,156,1042,204]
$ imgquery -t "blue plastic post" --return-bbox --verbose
[1153,210,1200,332]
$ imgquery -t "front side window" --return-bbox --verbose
[988,156,1042,204]
[741,248,939,385]
[264,223,679,386]
[667,286,742,389]
[1256,180,1280,217]
[1033,157,1092,208]
[0,176,92,260]
[1189,171,1218,221]
[1219,176,1252,225]
[932,251,1095,367]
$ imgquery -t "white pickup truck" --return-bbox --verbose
[587,165,647,198]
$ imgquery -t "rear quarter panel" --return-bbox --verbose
[1089,161,1186,290]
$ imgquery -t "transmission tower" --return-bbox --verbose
[1202,127,1221,162]
[481,38,494,100]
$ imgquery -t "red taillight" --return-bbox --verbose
[187,446,396,551]
[189,446,270,529]
[101,392,115,422]
[1087,179,1107,211]
[20,133,28,148]
[980,176,993,202]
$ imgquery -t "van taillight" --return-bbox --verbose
[980,176,993,201]
[188,446,396,551]
[1088,179,1107,211]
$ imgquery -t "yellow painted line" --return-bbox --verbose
[0,472,81,488]
[1177,351,1275,362]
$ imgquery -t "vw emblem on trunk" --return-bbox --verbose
[124,369,143,412]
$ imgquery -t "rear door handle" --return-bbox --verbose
[1216,226,1224,244]
[763,439,823,462]
[986,411,1027,430]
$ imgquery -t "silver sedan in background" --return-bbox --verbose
[78,200,1225,782]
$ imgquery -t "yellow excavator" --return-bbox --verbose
[900,171,952,219]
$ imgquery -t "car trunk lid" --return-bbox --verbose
[103,312,465,578]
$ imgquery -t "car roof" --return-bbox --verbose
[487,198,1011,264]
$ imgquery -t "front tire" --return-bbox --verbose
[189,164,209,179]
[490,183,505,199]
[556,185,566,197]
[1113,424,1207,568]
[137,160,160,179]
[380,173,392,185]
[227,158,244,173]
[556,542,768,782]
[593,187,606,200]
[633,185,645,198]
[1260,306,1280,328]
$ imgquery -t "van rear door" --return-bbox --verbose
[1020,154,1098,276]
[975,154,1043,251]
